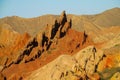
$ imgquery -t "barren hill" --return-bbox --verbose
[89,7,120,27]
[0,8,120,36]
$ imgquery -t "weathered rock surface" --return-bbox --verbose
[26,46,105,80]
[111,72,120,80]
[0,26,30,72]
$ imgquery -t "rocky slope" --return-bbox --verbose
[26,45,120,80]
[26,46,104,80]
[89,7,120,27]
[0,11,93,80]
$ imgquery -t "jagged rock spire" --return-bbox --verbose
[69,18,72,28]
[59,11,67,25]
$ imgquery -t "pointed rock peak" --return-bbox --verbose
[59,11,67,25]
[61,10,66,17]
[55,19,58,25]
[54,19,59,28]
[69,18,72,27]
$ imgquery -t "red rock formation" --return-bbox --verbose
[0,11,93,80]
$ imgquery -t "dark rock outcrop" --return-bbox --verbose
[59,11,67,25]
[82,31,88,45]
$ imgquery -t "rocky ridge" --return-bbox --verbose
[0,11,92,80]
[0,8,120,36]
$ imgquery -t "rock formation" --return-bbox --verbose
[0,9,119,80]
[26,46,105,80]
[0,11,93,80]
